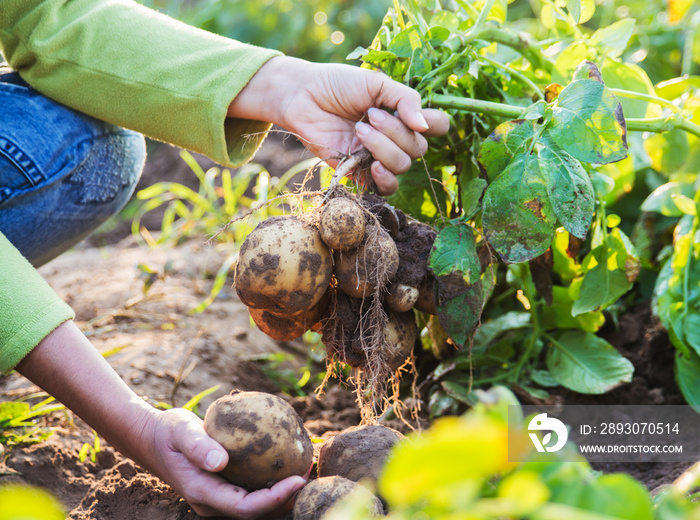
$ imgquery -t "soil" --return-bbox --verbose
[0,137,694,518]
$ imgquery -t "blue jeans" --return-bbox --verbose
[0,69,146,267]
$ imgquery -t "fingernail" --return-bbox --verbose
[415,111,429,131]
[205,450,223,470]
[355,121,371,137]
[368,107,386,124]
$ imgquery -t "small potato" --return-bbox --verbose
[249,293,329,341]
[319,197,366,251]
[383,311,418,370]
[203,391,313,491]
[386,282,420,313]
[293,476,383,520]
[413,275,438,315]
[235,216,333,316]
[334,225,399,298]
[317,425,404,484]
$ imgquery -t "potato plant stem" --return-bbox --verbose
[428,93,700,138]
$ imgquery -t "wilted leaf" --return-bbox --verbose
[482,153,558,263]
[478,119,536,181]
[537,138,595,239]
[548,61,628,165]
[429,223,488,346]
[546,330,634,394]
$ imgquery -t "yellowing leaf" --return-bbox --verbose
[498,471,551,514]
[379,416,512,510]
[669,0,694,23]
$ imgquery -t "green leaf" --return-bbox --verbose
[644,128,690,176]
[473,311,531,349]
[425,26,450,48]
[565,0,581,23]
[548,61,628,165]
[579,474,654,520]
[601,59,658,119]
[462,178,487,220]
[429,223,487,346]
[482,153,557,264]
[361,49,409,81]
[676,350,700,411]
[673,194,698,215]
[389,26,424,58]
[641,181,697,217]
[589,19,636,57]
[540,286,605,333]
[571,228,637,316]
[546,330,634,394]
[656,76,700,100]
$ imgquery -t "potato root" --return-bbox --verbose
[235,216,332,316]
[203,391,313,490]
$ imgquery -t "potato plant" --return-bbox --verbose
[342,0,700,414]
[229,0,700,416]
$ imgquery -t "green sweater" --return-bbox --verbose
[0,0,281,373]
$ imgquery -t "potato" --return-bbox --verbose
[383,311,418,370]
[385,282,420,313]
[293,476,384,520]
[317,425,404,484]
[235,216,333,316]
[413,275,438,315]
[203,391,313,490]
[319,197,366,251]
[334,225,399,298]
[249,293,329,341]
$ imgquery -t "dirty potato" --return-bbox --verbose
[203,391,313,490]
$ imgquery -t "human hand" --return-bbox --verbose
[228,56,449,195]
[146,408,307,519]
[17,321,306,520]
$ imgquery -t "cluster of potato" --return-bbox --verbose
[234,192,438,375]
[203,390,402,520]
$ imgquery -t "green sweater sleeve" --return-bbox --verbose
[0,233,75,374]
[0,0,282,167]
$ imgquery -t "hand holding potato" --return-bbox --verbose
[149,407,308,519]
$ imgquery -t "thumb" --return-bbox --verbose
[167,408,229,472]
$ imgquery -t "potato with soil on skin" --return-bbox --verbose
[234,215,333,316]
[293,476,384,520]
[317,425,404,484]
[249,292,330,341]
[334,224,399,299]
[383,310,418,370]
[319,197,366,251]
[203,391,313,491]
[386,282,420,313]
